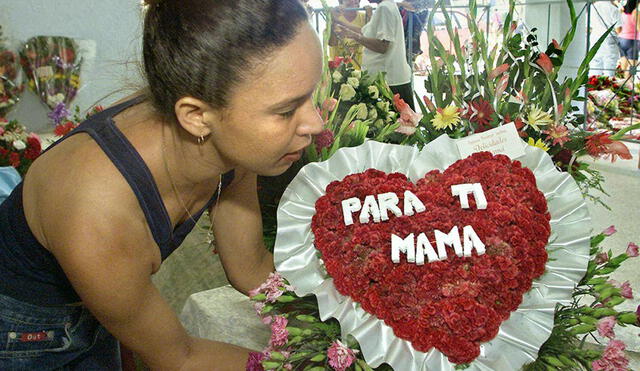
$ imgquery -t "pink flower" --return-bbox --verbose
[495,74,509,97]
[253,302,266,316]
[250,272,294,303]
[608,280,634,299]
[597,316,616,339]
[626,242,639,257]
[488,63,509,80]
[322,97,338,113]
[393,94,422,135]
[543,125,570,146]
[552,39,562,50]
[327,340,357,371]
[422,95,436,111]
[620,281,633,299]
[315,129,335,152]
[592,339,629,371]
[536,53,554,74]
[269,316,289,348]
[602,225,617,236]
[604,141,632,162]
[246,352,266,371]
[595,252,609,264]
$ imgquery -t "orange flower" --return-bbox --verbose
[536,53,553,74]
[488,63,509,80]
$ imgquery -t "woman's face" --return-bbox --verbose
[208,23,324,176]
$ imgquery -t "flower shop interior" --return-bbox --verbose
[0,0,639,370]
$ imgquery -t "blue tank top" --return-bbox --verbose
[0,97,234,305]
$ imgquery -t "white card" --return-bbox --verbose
[456,122,526,160]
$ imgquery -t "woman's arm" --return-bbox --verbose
[45,193,255,370]
[211,169,274,295]
[336,24,390,54]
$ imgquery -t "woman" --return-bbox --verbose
[335,0,415,109]
[0,0,323,369]
[618,0,640,78]
[329,0,368,68]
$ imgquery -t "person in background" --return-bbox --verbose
[618,0,640,78]
[0,0,322,369]
[329,0,368,68]
[590,0,623,77]
[335,0,415,109]
[399,0,431,62]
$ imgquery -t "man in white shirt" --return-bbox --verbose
[590,0,622,77]
[335,0,415,109]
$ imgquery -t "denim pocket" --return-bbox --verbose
[0,294,82,358]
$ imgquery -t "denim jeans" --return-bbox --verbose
[0,293,121,370]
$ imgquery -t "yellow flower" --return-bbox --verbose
[431,104,461,130]
[526,105,553,132]
[528,137,550,152]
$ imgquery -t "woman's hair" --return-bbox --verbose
[623,0,637,14]
[142,0,309,120]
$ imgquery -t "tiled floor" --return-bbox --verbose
[153,142,640,368]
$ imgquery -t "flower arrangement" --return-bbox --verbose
[48,102,104,137]
[586,74,640,134]
[19,36,82,110]
[310,152,550,364]
[413,0,639,207]
[0,118,42,177]
[0,26,23,117]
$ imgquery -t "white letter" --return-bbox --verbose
[342,197,361,226]
[451,184,475,209]
[378,192,402,221]
[416,233,439,264]
[463,225,485,257]
[472,183,488,210]
[342,197,362,225]
[359,195,381,224]
[391,233,414,263]
[403,190,426,216]
[435,226,463,259]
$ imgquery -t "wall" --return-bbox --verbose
[0,0,144,132]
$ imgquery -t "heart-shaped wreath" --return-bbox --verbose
[274,135,591,370]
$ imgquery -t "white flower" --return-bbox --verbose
[12,140,26,151]
[367,106,378,120]
[339,84,356,101]
[368,86,379,99]
[376,101,390,112]
[347,77,359,88]
[332,70,343,84]
[350,70,362,79]
[47,93,65,107]
[355,103,368,120]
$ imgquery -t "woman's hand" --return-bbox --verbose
[335,24,362,42]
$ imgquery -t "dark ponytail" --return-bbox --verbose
[142,0,309,120]
[624,0,637,14]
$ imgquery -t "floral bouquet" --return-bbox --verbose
[0,118,42,177]
[586,75,640,131]
[413,0,639,208]
[19,36,82,110]
[47,102,104,137]
[0,26,23,117]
